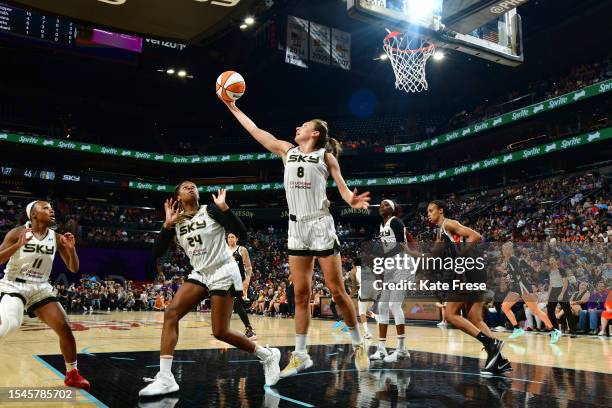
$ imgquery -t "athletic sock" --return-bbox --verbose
[65,361,77,372]
[361,321,369,333]
[513,325,519,330]
[254,345,272,360]
[397,334,405,351]
[295,334,308,354]
[476,332,495,349]
[160,355,173,375]
[347,326,362,346]
[378,338,386,351]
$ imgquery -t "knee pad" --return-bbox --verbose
[378,302,390,324]
[0,295,24,338]
[389,302,405,326]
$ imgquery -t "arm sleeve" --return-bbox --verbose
[207,204,248,238]
[152,227,176,258]
[390,218,406,243]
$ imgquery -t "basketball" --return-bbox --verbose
[216,71,246,103]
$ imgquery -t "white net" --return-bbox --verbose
[383,32,436,93]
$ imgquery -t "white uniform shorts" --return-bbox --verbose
[0,278,58,317]
[288,214,340,256]
[186,259,243,297]
[358,300,374,316]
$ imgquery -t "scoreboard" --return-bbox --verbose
[0,2,75,45]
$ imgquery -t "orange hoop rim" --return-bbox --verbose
[383,31,436,54]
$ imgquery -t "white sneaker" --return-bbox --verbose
[261,347,281,386]
[383,350,410,363]
[436,321,447,327]
[279,351,314,379]
[493,326,507,332]
[364,332,373,339]
[369,348,388,360]
[139,372,179,397]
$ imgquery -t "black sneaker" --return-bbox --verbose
[484,339,505,370]
[481,356,512,377]
[245,327,257,340]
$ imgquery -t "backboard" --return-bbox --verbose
[347,0,523,66]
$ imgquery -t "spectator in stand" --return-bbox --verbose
[577,281,608,334]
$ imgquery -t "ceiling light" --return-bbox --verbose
[245,17,255,25]
[240,23,248,30]
[177,70,187,78]
[166,68,175,75]
[433,51,445,61]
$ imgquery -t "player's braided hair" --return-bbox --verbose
[312,119,342,159]
[429,200,449,216]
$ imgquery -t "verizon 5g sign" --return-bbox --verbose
[10,0,255,40]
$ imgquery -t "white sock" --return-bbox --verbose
[347,326,362,345]
[295,334,308,354]
[65,361,77,372]
[397,334,405,351]
[361,321,369,333]
[160,356,173,375]
[255,345,272,360]
[378,338,386,351]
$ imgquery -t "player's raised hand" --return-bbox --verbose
[212,189,229,211]
[163,198,180,228]
[349,188,371,209]
[17,228,34,247]
[60,232,76,250]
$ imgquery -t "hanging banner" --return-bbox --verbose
[331,28,351,70]
[309,22,331,65]
[285,15,309,68]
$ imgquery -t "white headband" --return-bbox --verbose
[382,199,395,212]
[26,200,39,220]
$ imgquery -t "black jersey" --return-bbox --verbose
[232,246,246,281]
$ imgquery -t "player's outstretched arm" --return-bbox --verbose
[325,153,370,209]
[220,99,293,158]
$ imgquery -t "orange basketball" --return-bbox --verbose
[216,71,246,103]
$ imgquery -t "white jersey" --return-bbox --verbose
[380,216,399,243]
[3,223,56,284]
[284,147,330,217]
[175,205,233,273]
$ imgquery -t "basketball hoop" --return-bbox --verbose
[383,31,436,93]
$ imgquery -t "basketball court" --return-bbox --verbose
[0,312,609,407]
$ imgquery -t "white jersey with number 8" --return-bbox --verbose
[284,147,330,217]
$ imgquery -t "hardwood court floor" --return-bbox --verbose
[0,311,610,407]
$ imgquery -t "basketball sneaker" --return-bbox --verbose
[260,347,281,386]
[364,331,373,339]
[550,329,562,344]
[279,351,313,379]
[139,372,179,397]
[333,321,343,329]
[64,369,90,391]
[484,339,504,370]
[383,350,410,363]
[509,328,525,339]
[369,347,388,360]
[353,342,370,371]
[480,356,512,377]
[245,327,257,340]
